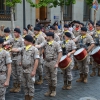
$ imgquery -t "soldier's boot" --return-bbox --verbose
[44,86,52,96]
[90,68,96,77]
[50,86,56,97]
[98,68,100,76]
[62,81,67,90]
[76,73,83,82]
[35,75,43,85]
[10,83,17,92]
[25,95,29,100]
[29,96,33,100]
[66,81,72,90]
[14,83,21,92]
[83,73,88,83]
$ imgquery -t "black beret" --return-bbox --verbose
[75,21,80,24]
[24,28,28,32]
[64,24,69,28]
[4,27,10,33]
[96,23,100,26]
[80,23,84,26]
[65,32,71,38]
[46,32,54,38]
[89,20,94,25]
[27,24,31,29]
[0,37,4,44]
[34,27,40,31]
[81,27,87,32]
[24,35,33,43]
[50,26,55,30]
[14,28,21,34]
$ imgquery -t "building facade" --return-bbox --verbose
[0,0,100,29]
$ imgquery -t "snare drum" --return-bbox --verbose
[59,55,72,70]
[74,48,87,61]
[91,46,100,64]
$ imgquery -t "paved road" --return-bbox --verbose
[5,67,100,100]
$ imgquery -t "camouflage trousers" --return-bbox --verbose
[44,60,57,87]
[62,65,73,82]
[37,57,43,76]
[76,56,89,74]
[0,73,6,100]
[12,60,22,83]
[22,73,35,96]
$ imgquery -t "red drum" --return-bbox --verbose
[59,55,72,69]
[91,46,100,64]
[74,48,87,61]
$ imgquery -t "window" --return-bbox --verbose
[0,0,11,21]
[83,0,91,21]
[63,4,72,21]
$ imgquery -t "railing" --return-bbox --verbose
[0,10,11,21]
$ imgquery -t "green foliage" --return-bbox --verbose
[26,0,76,8]
[5,0,22,7]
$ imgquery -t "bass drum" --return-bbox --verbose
[59,55,72,70]
[91,46,100,64]
[74,48,87,61]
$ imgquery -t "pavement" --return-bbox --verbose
[5,66,100,100]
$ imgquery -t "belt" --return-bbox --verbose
[45,58,56,62]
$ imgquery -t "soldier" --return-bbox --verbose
[90,23,100,77]
[27,24,34,36]
[61,32,76,90]
[74,27,95,83]
[73,21,81,37]
[23,28,28,38]
[0,37,12,100]
[12,35,39,100]
[4,28,24,92]
[34,27,45,85]
[36,32,62,97]
[49,26,60,43]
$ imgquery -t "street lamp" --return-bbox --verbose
[23,0,26,28]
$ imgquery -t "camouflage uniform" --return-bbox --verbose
[28,30,34,36]
[54,34,60,43]
[90,31,100,76]
[34,33,45,84]
[75,34,95,83]
[0,49,12,100]
[21,46,39,97]
[7,36,24,92]
[43,41,62,96]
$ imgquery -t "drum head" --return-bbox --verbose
[60,55,67,62]
[74,48,84,55]
[91,46,100,55]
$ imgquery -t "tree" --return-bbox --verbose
[5,0,22,37]
[27,0,76,31]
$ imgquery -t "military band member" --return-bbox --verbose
[34,27,45,85]
[73,21,81,37]
[12,35,39,100]
[27,24,34,36]
[49,26,60,43]
[61,32,76,90]
[36,32,62,97]
[74,27,95,83]
[90,23,100,77]
[23,28,28,38]
[0,37,12,100]
[4,28,24,92]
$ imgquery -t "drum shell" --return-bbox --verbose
[59,56,72,69]
[74,49,87,61]
[91,50,100,64]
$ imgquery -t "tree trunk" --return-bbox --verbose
[60,6,64,32]
[11,7,15,38]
